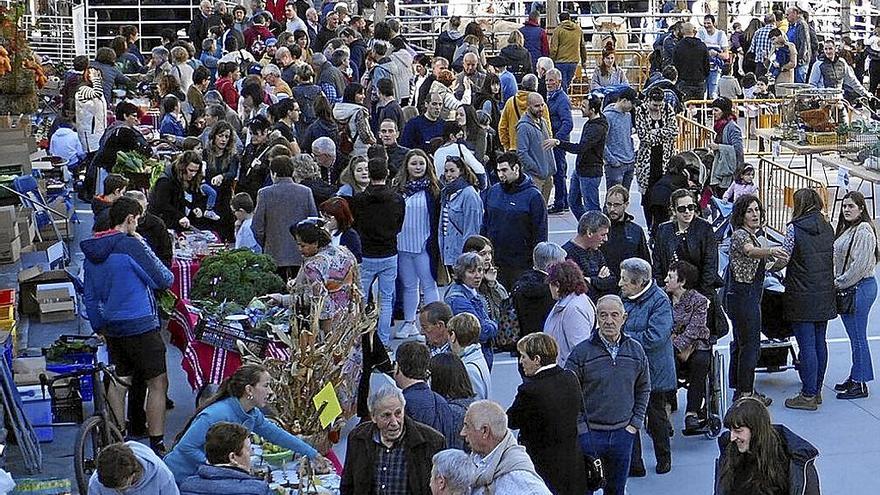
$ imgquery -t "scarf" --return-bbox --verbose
[471,431,538,495]
[403,177,430,198]
[714,115,736,144]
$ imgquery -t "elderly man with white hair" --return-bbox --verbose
[261,63,291,100]
[310,136,336,180]
[460,400,551,495]
[341,387,446,495]
[618,257,676,477]
[430,449,476,495]
[565,294,651,495]
[511,242,567,335]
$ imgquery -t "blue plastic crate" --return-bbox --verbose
[45,363,93,401]
[17,385,53,442]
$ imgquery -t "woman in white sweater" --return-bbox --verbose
[833,191,879,400]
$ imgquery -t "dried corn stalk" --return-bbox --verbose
[242,281,377,436]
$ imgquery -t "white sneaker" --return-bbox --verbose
[204,210,221,221]
[394,321,420,340]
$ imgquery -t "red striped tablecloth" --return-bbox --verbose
[171,257,200,301]
[168,298,289,390]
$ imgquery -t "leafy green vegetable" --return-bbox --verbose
[191,249,285,305]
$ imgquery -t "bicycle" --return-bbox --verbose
[40,361,127,494]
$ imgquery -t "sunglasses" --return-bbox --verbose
[675,204,698,213]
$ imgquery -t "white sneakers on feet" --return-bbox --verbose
[204,210,221,221]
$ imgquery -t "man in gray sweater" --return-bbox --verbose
[565,294,651,495]
[516,92,556,203]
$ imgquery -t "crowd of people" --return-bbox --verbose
[55,1,880,494]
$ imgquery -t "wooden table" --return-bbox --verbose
[814,153,880,219]
[754,128,841,176]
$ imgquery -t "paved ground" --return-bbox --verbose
[4,115,880,493]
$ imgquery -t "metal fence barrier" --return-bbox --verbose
[757,157,829,234]
[677,115,716,152]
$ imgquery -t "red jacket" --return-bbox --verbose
[215,77,239,110]
[264,0,286,22]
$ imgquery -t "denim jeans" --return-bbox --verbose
[551,148,568,209]
[579,428,634,495]
[795,64,808,83]
[556,62,577,93]
[397,249,440,323]
[604,163,634,191]
[200,183,218,210]
[569,174,602,221]
[840,277,877,382]
[706,68,720,99]
[361,255,398,344]
[792,321,829,397]
[727,274,764,394]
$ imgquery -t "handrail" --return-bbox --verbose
[757,157,829,235]
[677,115,717,151]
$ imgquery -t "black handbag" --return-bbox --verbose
[836,233,857,314]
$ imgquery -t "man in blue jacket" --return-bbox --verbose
[619,257,675,477]
[482,151,548,290]
[82,197,174,455]
[546,68,572,215]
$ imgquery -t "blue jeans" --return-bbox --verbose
[201,183,218,210]
[840,277,877,382]
[397,249,440,322]
[795,64,808,83]
[604,163,634,191]
[556,62,577,93]
[361,255,398,344]
[569,174,602,221]
[551,148,568,209]
[579,428,634,495]
[706,68,720,99]
[793,321,829,397]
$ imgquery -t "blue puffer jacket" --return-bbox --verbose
[81,231,173,337]
[622,282,676,392]
[445,282,498,368]
[481,174,548,271]
[179,465,271,495]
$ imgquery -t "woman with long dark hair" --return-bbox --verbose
[149,150,204,231]
[779,189,836,411]
[428,352,476,450]
[320,196,363,262]
[590,43,629,90]
[394,149,442,338]
[439,157,482,267]
[164,364,327,483]
[715,398,820,495]
[726,195,787,406]
[203,120,239,239]
[833,191,879,399]
[332,82,376,159]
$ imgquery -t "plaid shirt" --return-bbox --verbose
[372,429,409,495]
[750,25,774,63]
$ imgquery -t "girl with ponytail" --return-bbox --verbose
[164,364,330,483]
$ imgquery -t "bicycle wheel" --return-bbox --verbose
[74,415,123,494]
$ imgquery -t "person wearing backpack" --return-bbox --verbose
[332,83,376,161]
[435,17,465,66]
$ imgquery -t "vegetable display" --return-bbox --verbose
[113,150,162,174]
[191,249,286,306]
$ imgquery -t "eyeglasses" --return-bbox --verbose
[605,201,625,208]
[675,204,698,213]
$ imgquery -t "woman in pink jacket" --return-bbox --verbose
[543,260,595,366]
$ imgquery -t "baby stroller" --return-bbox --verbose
[757,272,797,373]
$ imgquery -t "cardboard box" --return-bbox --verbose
[36,283,76,323]
[16,207,35,248]
[18,268,71,316]
[20,240,65,269]
[12,356,48,385]
[38,219,71,242]
[0,235,20,264]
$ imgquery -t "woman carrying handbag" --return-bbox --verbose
[833,191,879,400]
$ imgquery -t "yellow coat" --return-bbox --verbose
[498,90,553,151]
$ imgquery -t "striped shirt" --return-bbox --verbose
[397,190,430,254]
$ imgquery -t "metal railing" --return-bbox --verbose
[677,115,716,152]
[683,99,786,155]
[757,157,829,235]
[569,48,651,104]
